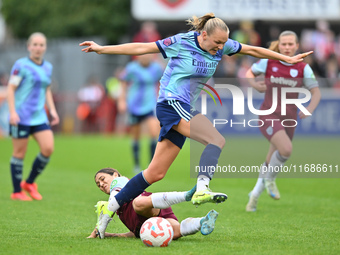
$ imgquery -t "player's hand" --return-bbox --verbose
[49,109,60,126]
[86,229,120,238]
[252,81,267,93]
[117,100,127,114]
[79,41,103,54]
[87,229,98,238]
[287,51,313,64]
[298,108,313,119]
[9,112,20,125]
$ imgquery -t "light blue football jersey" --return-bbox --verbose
[110,176,130,194]
[156,31,241,105]
[10,57,53,126]
[120,61,163,115]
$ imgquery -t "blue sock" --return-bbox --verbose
[198,144,222,180]
[150,139,157,161]
[10,157,23,193]
[132,140,140,167]
[26,153,50,184]
[114,171,150,206]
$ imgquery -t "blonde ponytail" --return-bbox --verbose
[187,13,229,35]
[268,40,279,52]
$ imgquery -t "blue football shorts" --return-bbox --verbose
[9,123,51,139]
[156,100,199,149]
[128,110,155,126]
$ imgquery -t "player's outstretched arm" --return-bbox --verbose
[87,228,135,238]
[79,41,160,56]
[105,232,135,238]
[240,44,313,64]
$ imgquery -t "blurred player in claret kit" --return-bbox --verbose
[245,31,321,212]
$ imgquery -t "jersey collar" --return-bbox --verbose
[279,60,294,66]
[194,32,207,52]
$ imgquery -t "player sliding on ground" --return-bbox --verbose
[80,12,313,238]
[88,168,218,239]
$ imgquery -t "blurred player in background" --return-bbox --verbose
[76,75,105,133]
[118,54,163,173]
[7,32,59,201]
[88,168,218,239]
[80,13,313,238]
[245,31,321,212]
[132,21,161,43]
[104,67,123,133]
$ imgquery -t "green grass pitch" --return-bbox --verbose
[0,135,339,255]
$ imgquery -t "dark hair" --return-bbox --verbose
[94,168,121,180]
[187,12,229,35]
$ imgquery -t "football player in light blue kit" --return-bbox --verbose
[7,32,59,201]
[118,54,163,173]
[80,13,313,238]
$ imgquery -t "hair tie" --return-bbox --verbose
[207,16,215,21]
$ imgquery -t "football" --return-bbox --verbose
[140,217,174,247]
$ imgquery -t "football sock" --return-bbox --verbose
[266,150,289,180]
[196,144,222,191]
[108,171,150,212]
[151,192,186,209]
[132,140,140,167]
[251,162,267,197]
[197,175,210,191]
[150,139,157,161]
[10,156,23,193]
[180,217,202,236]
[26,153,50,184]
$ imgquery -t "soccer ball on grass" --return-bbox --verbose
[140,217,174,247]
